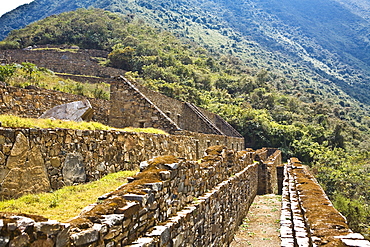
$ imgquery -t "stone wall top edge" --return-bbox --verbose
[286,158,370,245]
[0,127,166,136]
[0,127,245,141]
[177,130,244,140]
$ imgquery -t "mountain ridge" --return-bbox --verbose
[2,0,367,107]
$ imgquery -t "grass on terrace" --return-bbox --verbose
[3,63,110,100]
[0,115,168,135]
[0,170,138,222]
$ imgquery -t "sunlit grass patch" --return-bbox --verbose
[121,127,168,135]
[2,62,110,100]
[0,170,138,222]
[32,47,79,53]
[0,115,168,135]
[0,115,110,130]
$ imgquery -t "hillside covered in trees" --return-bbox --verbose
[2,0,370,107]
[0,7,369,239]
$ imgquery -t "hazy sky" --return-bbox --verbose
[0,0,34,17]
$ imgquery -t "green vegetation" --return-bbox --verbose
[1,9,128,50]
[0,115,110,130]
[0,115,168,135]
[121,127,168,135]
[0,170,138,222]
[0,8,369,238]
[0,62,110,100]
[312,150,370,238]
[2,0,370,106]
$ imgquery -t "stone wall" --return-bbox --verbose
[109,78,243,138]
[0,127,244,200]
[254,148,282,195]
[260,148,281,195]
[56,74,116,85]
[280,158,370,246]
[109,79,180,134]
[198,107,243,137]
[1,49,125,78]
[0,84,109,125]
[132,82,184,127]
[0,146,260,247]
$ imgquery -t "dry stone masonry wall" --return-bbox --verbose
[1,134,367,246]
[256,148,282,195]
[0,84,109,125]
[0,146,263,247]
[281,158,370,247]
[0,127,243,200]
[109,79,180,133]
[109,78,243,138]
[1,48,125,78]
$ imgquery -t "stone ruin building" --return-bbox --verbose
[1,48,244,145]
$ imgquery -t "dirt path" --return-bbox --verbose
[230,194,281,247]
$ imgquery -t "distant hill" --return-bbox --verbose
[1,0,370,106]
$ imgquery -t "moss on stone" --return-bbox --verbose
[205,145,226,156]
[0,212,48,222]
[148,155,179,166]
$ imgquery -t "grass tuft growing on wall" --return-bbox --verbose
[0,170,138,222]
[121,127,168,135]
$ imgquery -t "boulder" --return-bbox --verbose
[39,100,93,122]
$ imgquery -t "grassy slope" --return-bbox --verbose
[0,170,138,222]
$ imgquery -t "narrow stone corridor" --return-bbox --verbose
[230,194,281,247]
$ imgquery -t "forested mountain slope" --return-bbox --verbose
[2,0,370,105]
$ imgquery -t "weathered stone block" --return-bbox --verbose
[35,220,61,235]
[103,225,123,240]
[101,214,125,227]
[115,202,140,218]
[62,152,86,186]
[159,171,171,180]
[144,183,163,192]
[124,194,148,205]
[55,225,71,247]
[70,229,99,246]
[0,237,10,247]
[9,233,30,247]
[2,136,51,199]
[50,157,61,168]
[146,225,170,245]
